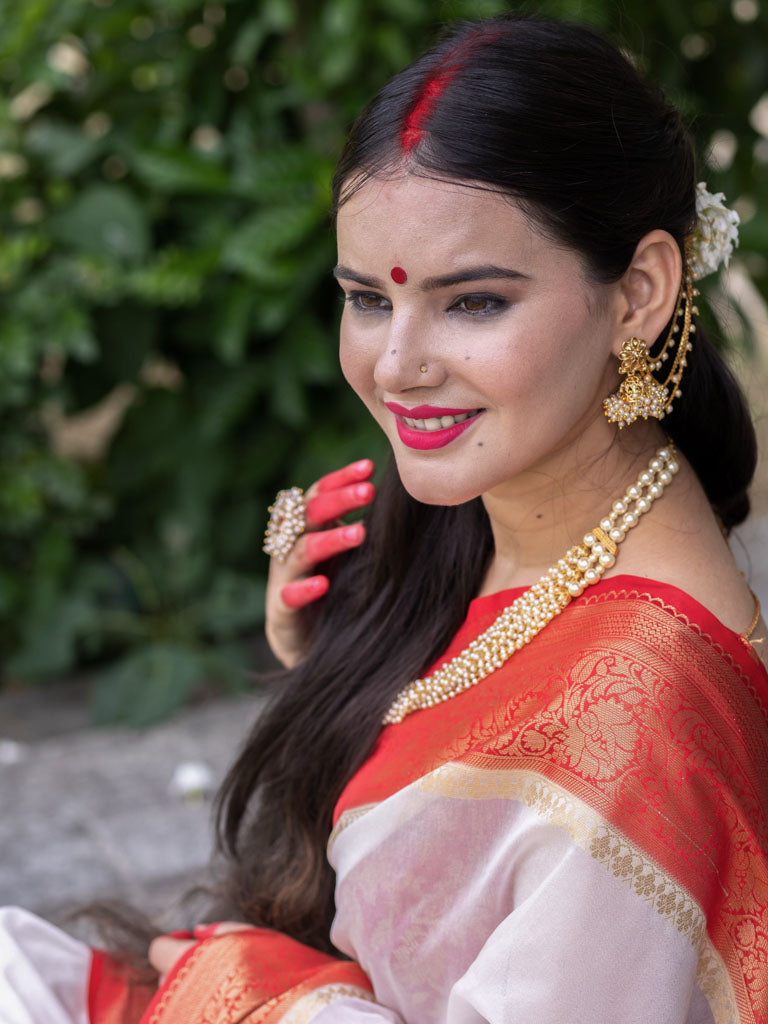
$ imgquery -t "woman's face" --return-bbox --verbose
[336,173,622,506]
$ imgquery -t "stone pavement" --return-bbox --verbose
[0,688,267,926]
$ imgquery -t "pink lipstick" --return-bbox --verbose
[386,403,476,418]
[384,402,483,451]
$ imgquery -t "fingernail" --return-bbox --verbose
[343,525,362,543]
[168,929,194,940]
[353,459,373,472]
[354,483,371,500]
[193,923,220,940]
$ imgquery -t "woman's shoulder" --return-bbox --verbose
[469,570,762,675]
[456,571,768,770]
[466,573,768,801]
[572,572,766,683]
[598,460,759,640]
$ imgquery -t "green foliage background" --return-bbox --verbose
[0,0,766,722]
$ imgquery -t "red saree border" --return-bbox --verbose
[88,950,155,1024]
[137,930,372,1024]
[247,970,374,1024]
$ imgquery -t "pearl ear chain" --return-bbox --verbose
[383,445,679,725]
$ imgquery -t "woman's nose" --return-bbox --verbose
[373,314,444,392]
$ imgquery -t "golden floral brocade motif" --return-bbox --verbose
[138,931,373,1024]
[278,984,377,1024]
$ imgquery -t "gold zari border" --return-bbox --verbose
[278,984,376,1024]
[328,802,378,857]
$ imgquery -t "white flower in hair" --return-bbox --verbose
[688,182,740,280]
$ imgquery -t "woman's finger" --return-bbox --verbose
[278,522,365,581]
[148,935,196,981]
[306,482,374,527]
[149,923,258,986]
[281,576,329,609]
[193,921,256,939]
[315,458,374,495]
[305,523,365,564]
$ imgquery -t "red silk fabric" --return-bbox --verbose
[88,951,155,1024]
[89,931,372,1023]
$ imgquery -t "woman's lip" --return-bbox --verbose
[385,402,478,417]
[394,411,483,451]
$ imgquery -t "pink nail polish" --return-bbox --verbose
[354,484,370,500]
[343,525,362,543]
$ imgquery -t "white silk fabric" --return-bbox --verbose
[0,906,90,1024]
[317,763,724,1024]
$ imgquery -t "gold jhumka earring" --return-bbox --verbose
[603,244,699,429]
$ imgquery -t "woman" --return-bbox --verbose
[3,14,767,1024]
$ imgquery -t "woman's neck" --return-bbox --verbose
[479,419,668,595]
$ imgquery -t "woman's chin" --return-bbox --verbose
[394,463,482,507]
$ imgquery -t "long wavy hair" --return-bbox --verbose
[214,15,757,952]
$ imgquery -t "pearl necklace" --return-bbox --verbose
[383,445,679,725]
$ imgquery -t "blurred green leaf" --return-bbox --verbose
[0,232,50,291]
[127,247,218,306]
[91,643,207,725]
[25,118,104,177]
[212,283,253,364]
[221,202,326,278]
[200,570,266,639]
[5,593,94,676]
[49,184,150,263]
[129,147,232,194]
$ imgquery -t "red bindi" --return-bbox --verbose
[390,266,407,284]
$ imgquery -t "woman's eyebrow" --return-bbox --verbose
[333,265,383,288]
[419,265,530,289]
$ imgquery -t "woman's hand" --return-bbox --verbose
[148,922,255,986]
[265,458,375,669]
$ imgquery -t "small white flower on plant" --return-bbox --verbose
[169,759,214,800]
[688,182,740,280]
[0,739,29,765]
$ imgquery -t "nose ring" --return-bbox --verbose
[419,364,428,374]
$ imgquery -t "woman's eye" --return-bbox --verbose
[346,292,391,312]
[452,294,506,315]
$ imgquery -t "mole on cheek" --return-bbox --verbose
[391,350,396,355]
[477,442,483,447]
